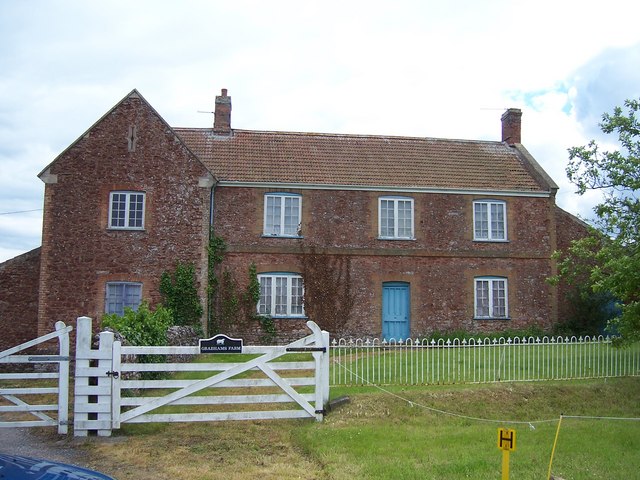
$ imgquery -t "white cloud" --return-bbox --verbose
[0,210,43,262]
[569,44,640,139]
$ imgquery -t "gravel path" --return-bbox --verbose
[0,427,94,466]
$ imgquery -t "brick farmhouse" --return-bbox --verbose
[0,89,588,348]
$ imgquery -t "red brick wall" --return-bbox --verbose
[0,248,41,350]
[37,94,212,337]
[555,206,590,254]
[215,188,554,255]
[212,187,560,340]
[218,251,556,342]
[554,206,591,322]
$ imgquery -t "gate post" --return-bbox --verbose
[307,321,330,421]
[74,316,114,437]
[55,321,70,435]
[322,330,330,406]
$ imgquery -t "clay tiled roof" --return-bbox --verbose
[175,128,550,193]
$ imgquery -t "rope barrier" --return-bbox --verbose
[334,360,640,426]
[561,415,640,421]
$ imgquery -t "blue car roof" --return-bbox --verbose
[0,454,114,480]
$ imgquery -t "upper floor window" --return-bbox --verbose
[379,196,414,240]
[257,272,305,317]
[109,191,145,230]
[473,200,506,241]
[264,193,302,237]
[474,277,508,319]
[105,282,142,316]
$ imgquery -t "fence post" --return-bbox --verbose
[111,340,122,429]
[55,321,70,435]
[306,321,329,421]
[74,316,114,437]
[96,330,114,436]
[74,317,91,437]
[322,330,330,406]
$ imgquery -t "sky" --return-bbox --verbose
[1,0,639,263]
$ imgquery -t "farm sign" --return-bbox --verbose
[199,334,243,354]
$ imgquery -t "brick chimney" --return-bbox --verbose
[501,108,522,145]
[213,88,231,134]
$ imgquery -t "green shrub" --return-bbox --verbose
[102,302,173,379]
[102,301,172,346]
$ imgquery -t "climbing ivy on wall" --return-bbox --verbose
[159,261,203,331]
[207,233,227,334]
[299,246,355,335]
[246,262,277,343]
[218,269,241,331]
[206,233,273,340]
[246,262,261,306]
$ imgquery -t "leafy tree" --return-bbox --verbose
[556,98,640,344]
[160,261,204,329]
[554,286,618,337]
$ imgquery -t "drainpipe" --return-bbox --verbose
[209,182,216,231]
[207,181,217,334]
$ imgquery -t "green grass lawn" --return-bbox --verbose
[79,377,640,480]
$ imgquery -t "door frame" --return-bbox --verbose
[382,281,411,341]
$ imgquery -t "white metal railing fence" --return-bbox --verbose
[330,336,640,386]
[0,321,72,434]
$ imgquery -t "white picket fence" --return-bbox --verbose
[331,336,640,386]
[0,321,72,434]
[74,316,330,437]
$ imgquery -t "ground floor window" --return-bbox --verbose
[257,273,304,317]
[105,282,142,316]
[474,277,508,319]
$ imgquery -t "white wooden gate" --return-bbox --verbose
[0,321,72,434]
[74,316,330,436]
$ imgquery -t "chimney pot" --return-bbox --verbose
[214,88,232,134]
[501,108,522,145]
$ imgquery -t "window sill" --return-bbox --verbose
[473,239,509,243]
[261,234,304,239]
[107,227,146,232]
[377,237,416,241]
[474,317,511,321]
[263,315,309,320]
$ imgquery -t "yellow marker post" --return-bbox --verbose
[497,428,516,480]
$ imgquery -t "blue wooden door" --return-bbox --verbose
[382,282,410,341]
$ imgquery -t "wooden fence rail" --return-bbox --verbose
[0,321,72,434]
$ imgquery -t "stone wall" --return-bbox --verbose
[210,187,565,340]
[0,248,41,350]
[554,206,592,322]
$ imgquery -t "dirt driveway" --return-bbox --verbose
[0,427,118,473]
